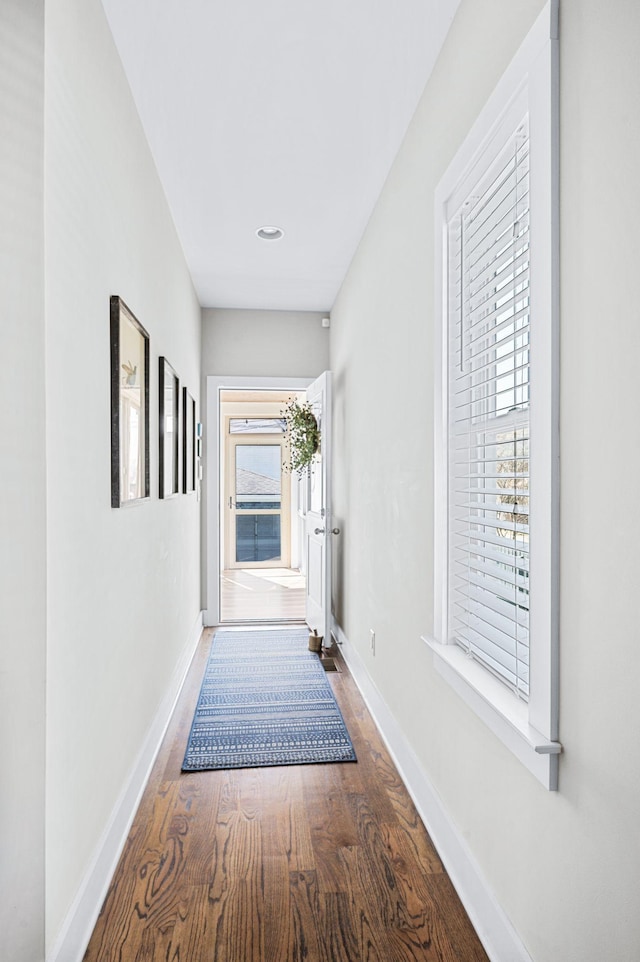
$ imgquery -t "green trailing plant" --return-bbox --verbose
[282,397,320,475]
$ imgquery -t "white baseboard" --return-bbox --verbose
[332,619,532,962]
[48,610,204,962]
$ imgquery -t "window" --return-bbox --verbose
[425,1,560,789]
[449,119,531,698]
[229,418,286,434]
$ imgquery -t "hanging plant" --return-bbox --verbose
[282,397,320,475]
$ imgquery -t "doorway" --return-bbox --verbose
[218,387,308,624]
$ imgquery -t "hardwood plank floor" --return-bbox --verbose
[84,630,489,962]
[220,568,306,622]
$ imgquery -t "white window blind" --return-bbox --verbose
[447,118,531,698]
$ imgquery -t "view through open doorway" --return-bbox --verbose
[219,389,307,623]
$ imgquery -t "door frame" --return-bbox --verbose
[204,375,313,627]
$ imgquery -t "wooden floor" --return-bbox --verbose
[84,630,489,962]
[220,567,306,622]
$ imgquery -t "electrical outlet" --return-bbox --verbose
[370,629,375,655]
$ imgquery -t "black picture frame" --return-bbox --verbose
[110,296,150,508]
[182,388,196,494]
[159,356,180,499]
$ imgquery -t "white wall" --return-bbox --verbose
[331,1,640,960]
[0,3,46,960]
[44,0,201,951]
[202,307,330,378]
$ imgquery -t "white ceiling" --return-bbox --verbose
[100,0,461,312]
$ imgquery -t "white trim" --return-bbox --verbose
[204,375,314,627]
[47,611,204,962]
[435,1,557,209]
[422,634,559,790]
[526,11,560,740]
[333,619,533,962]
[432,0,559,783]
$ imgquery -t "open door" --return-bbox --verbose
[305,371,333,647]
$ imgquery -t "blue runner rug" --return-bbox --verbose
[182,628,357,771]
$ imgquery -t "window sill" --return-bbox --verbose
[422,635,561,790]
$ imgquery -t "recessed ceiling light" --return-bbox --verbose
[256,225,284,241]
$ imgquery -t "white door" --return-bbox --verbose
[305,371,332,646]
[224,431,290,570]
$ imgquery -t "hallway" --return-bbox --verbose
[83,630,488,961]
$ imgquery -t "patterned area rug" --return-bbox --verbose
[182,628,357,771]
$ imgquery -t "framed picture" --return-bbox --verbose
[182,388,196,494]
[110,296,150,508]
[159,356,180,499]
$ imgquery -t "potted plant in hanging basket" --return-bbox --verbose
[282,397,320,475]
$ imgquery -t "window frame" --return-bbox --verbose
[425,1,560,790]
[447,117,533,700]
